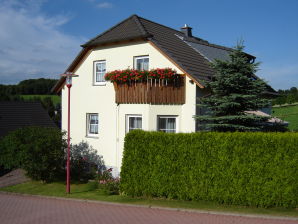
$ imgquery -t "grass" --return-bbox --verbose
[21,95,61,106]
[272,104,298,131]
[1,181,297,218]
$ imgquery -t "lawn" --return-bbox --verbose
[21,95,61,106]
[272,104,298,131]
[1,181,297,217]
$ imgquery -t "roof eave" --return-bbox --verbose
[52,36,152,93]
[51,47,91,93]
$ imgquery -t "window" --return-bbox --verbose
[134,56,149,71]
[87,114,98,136]
[94,61,106,85]
[126,115,142,133]
[157,116,177,133]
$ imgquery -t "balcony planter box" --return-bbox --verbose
[113,77,185,104]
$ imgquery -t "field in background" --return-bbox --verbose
[272,104,298,131]
[21,95,61,106]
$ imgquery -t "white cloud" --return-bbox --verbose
[0,0,84,84]
[96,2,113,8]
[257,64,298,90]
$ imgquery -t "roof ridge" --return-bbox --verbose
[138,16,212,44]
[137,15,184,34]
[132,15,149,36]
[81,14,139,47]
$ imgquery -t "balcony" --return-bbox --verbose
[114,77,185,104]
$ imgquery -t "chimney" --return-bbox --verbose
[181,24,192,37]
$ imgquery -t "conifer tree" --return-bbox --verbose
[196,43,279,131]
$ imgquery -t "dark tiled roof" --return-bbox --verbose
[0,102,56,138]
[53,14,267,92]
[82,15,150,47]
[82,15,220,82]
[185,40,232,62]
[138,17,215,81]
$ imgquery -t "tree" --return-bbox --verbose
[0,127,66,182]
[273,87,298,105]
[196,43,280,132]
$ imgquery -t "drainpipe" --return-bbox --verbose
[116,103,120,175]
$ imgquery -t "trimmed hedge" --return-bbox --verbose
[121,131,298,208]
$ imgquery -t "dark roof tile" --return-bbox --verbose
[53,14,267,91]
[82,15,150,47]
[0,102,56,138]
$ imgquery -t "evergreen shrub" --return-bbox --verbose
[0,127,66,182]
[121,130,298,208]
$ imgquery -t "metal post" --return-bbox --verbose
[66,85,71,194]
[61,72,78,194]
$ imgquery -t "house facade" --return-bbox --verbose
[53,15,245,175]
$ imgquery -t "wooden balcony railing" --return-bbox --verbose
[114,77,185,104]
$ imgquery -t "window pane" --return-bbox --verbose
[90,115,98,123]
[96,64,101,72]
[96,72,105,82]
[128,116,142,132]
[143,61,149,70]
[135,117,142,129]
[130,118,135,128]
[88,114,98,134]
[143,58,149,71]
[101,62,106,71]
[90,125,96,134]
[167,118,176,130]
[158,117,166,130]
[158,117,176,133]
[95,61,106,83]
[135,57,149,71]
[137,60,142,70]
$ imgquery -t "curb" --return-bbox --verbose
[1,191,297,221]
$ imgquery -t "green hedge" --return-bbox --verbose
[121,131,298,208]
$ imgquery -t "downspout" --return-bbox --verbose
[116,103,120,174]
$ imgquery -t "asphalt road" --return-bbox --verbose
[0,193,297,224]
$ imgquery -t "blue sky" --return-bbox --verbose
[0,0,297,90]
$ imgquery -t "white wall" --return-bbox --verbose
[62,41,197,173]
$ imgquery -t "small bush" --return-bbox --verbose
[98,168,120,195]
[0,127,66,182]
[70,141,105,182]
[121,130,298,208]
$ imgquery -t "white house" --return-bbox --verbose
[53,15,257,175]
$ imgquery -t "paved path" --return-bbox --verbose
[0,193,297,224]
[0,169,30,188]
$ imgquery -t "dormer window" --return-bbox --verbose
[94,60,106,85]
[134,56,149,71]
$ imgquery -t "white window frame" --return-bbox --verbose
[86,113,99,137]
[126,115,143,133]
[134,56,149,71]
[157,115,178,133]
[93,60,106,85]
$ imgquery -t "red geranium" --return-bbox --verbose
[104,68,181,84]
